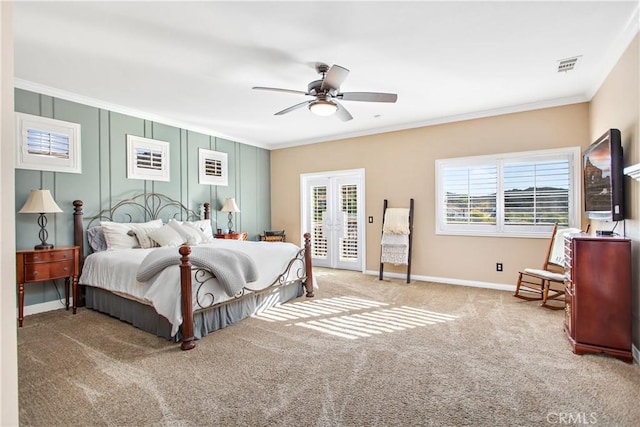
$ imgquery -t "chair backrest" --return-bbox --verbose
[544,224,584,269]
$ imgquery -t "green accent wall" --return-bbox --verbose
[15,88,271,308]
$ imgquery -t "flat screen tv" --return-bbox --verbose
[583,128,624,221]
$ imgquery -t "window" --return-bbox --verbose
[436,147,581,237]
[198,148,228,186]
[15,113,81,173]
[126,135,170,181]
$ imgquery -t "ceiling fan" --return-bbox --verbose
[252,63,398,121]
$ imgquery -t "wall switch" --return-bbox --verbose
[496,263,503,272]
[368,216,373,223]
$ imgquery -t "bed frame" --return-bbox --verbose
[72,193,314,350]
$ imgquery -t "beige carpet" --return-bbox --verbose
[17,269,640,426]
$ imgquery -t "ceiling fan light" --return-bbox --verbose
[309,100,338,116]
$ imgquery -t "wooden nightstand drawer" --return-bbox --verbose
[24,260,74,281]
[24,249,74,264]
[16,246,80,327]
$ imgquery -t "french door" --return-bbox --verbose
[301,169,365,271]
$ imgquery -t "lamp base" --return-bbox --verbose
[34,243,54,250]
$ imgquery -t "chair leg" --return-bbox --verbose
[514,272,523,297]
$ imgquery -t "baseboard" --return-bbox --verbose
[365,270,516,292]
[23,299,73,317]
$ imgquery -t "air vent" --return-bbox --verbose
[557,57,579,72]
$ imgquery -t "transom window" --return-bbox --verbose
[435,147,581,237]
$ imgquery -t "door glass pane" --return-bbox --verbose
[340,184,358,261]
[311,185,327,259]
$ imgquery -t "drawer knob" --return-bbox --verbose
[32,271,38,277]
[63,254,68,258]
[63,267,68,272]
[33,256,39,261]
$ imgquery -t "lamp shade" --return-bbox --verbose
[18,189,63,214]
[221,198,240,213]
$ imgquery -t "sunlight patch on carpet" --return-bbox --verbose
[253,296,458,339]
[253,296,388,322]
[296,306,458,339]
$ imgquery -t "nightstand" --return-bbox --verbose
[215,232,248,241]
[16,246,80,327]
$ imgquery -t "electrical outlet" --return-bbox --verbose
[496,263,503,272]
[368,216,373,223]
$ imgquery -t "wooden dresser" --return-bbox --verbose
[563,234,632,362]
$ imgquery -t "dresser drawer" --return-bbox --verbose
[24,249,74,264]
[24,260,74,281]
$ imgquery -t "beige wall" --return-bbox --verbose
[1,1,19,425]
[589,34,639,349]
[271,103,590,285]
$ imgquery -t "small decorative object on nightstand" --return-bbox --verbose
[16,246,80,327]
[18,189,63,250]
[215,231,248,241]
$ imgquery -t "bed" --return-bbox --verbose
[72,193,314,351]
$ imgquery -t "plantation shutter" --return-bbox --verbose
[26,128,70,159]
[442,164,497,225]
[339,184,358,261]
[311,185,328,259]
[135,147,164,170]
[503,157,570,226]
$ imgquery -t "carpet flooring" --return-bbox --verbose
[17,268,640,426]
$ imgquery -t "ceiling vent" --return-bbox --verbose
[557,57,580,72]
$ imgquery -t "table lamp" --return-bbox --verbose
[220,197,240,233]
[18,189,63,250]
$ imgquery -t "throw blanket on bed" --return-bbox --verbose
[136,247,258,297]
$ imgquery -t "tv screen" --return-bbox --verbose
[583,129,624,221]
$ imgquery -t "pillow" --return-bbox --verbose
[87,226,108,252]
[265,230,285,237]
[183,219,214,242]
[128,225,161,249]
[148,224,186,247]
[100,219,162,250]
[167,219,202,245]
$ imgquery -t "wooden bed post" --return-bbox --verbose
[303,233,314,297]
[179,245,196,351]
[204,202,210,220]
[73,200,86,307]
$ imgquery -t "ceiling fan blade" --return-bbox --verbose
[274,100,312,116]
[321,65,350,91]
[335,102,353,122]
[338,92,398,103]
[252,86,308,96]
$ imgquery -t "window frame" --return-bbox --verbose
[435,147,581,238]
[198,148,228,186]
[126,135,170,182]
[15,112,81,174]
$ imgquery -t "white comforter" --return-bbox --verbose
[79,239,304,336]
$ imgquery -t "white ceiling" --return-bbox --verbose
[13,1,640,150]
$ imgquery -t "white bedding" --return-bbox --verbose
[80,239,305,336]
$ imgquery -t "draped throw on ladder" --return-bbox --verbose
[381,208,410,265]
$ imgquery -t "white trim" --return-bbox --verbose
[23,298,73,317]
[126,135,170,182]
[198,148,228,186]
[623,163,640,181]
[435,146,581,238]
[14,79,271,150]
[270,95,588,149]
[301,168,366,273]
[365,270,516,292]
[15,112,81,174]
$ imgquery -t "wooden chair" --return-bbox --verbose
[259,230,285,242]
[514,223,583,309]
